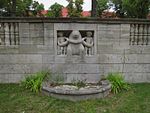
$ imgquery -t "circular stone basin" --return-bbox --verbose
[42,80,111,101]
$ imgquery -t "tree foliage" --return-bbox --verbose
[32,1,44,16]
[16,0,33,16]
[111,0,150,18]
[66,0,83,17]
[0,0,8,9]
[47,3,63,17]
[0,0,45,17]
[97,0,108,16]
[122,0,150,18]
[0,0,13,16]
[111,0,124,17]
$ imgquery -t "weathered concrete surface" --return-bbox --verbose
[42,80,111,101]
[0,18,150,83]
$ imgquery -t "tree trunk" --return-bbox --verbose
[91,0,97,17]
[12,0,16,16]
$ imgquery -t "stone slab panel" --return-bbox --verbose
[54,23,97,30]
[44,30,54,46]
[0,64,43,74]
[0,46,19,54]
[29,23,44,45]
[44,23,54,30]
[19,23,30,44]
[97,24,107,31]
[54,56,99,64]
[97,44,113,54]
[29,24,44,36]
[8,74,25,83]
[0,74,9,83]
[42,55,55,63]
[125,54,150,63]
[97,30,106,39]
[123,64,150,73]
[105,29,120,39]
[98,54,124,63]
[120,33,130,39]
[66,74,101,83]
[44,29,54,38]
[37,45,54,54]
[98,25,120,39]
[0,54,42,64]
[107,24,120,30]
[54,54,125,64]
[98,39,120,46]
[99,64,123,75]
[125,46,150,54]
[97,44,125,54]
[113,44,130,50]
[19,44,54,54]
[121,24,130,39]
[123,73,150,83]
[19,45,37,53]
[119,39,130,48]
[31,37,44,45]
[41,63,55,72]
[51,63,100,74]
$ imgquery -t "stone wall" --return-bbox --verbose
[0,18,150,83]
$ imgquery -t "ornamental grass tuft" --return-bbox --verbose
[106,72,130,94]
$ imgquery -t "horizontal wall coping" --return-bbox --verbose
[0,17,150,24]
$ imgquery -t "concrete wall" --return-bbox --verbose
[0,18,150,83]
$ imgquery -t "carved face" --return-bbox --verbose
[73,34,79,39]
[70,31,81,40]
[86,31,92,37]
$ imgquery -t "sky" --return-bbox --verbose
[35,0,91,11]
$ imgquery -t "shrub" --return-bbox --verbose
[21,71,49,93]
[106,73,130,94]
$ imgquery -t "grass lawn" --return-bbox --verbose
[0,83,150,113]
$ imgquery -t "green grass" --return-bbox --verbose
[0,83,150,113]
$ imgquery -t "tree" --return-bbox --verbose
[75,0,83,14]
[97,0,108,17]
[0,0,45,17]
[0,0,9,16]
[122,0,150,18]
[0,0,7,8]
[32,1,44,16]
[48,3,63,17]
[15,0,33,16]
[66,0,83,17]
[12,0,16,16]
[91,0,97,17]
[111,0,124,17]
[111,0,150,18]
[0,0,14,16]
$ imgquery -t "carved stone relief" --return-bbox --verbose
[57,30,94,56]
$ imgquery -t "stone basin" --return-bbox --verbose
[42,80,111,101]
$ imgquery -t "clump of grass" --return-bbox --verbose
[21,71,50,93]
[48,74,64,86]
[72,79,86,89]
[106,72,130,94]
